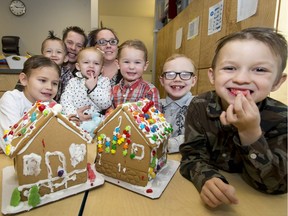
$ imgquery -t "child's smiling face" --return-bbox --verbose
[117,47,148,85]
[208,39,286,109]
[160,57,197,100]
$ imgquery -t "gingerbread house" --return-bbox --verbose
[2,101,92,202]
[94,99,173,187]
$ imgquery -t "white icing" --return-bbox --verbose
[23,153,42,176]
[51,104,62,113]
[45,151,67,192]
[69,144,86,168]
[118,163,121,172]
[131,143,145,160]
[17,168,87,197]
[97,154,102,165]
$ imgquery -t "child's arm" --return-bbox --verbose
[221,93,287,194]
[60,78,80,116]
[179,102,229,191]
[0,91,31,151]
[0,91,29,133]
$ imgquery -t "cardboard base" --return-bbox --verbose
[1,165,104,215]
[102,159,180,199]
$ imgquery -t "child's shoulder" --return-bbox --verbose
[266,97,287,108]
[1,89,23,101]
[263,97,287,116]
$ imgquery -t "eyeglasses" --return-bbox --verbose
[162,71,194,80]
[95,39,119,46]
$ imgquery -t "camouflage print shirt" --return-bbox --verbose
[179,91,287,194]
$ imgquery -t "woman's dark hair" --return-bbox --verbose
[88,27,119,47]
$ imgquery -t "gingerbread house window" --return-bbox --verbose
[23,153,42,176]
[69,143,86,167]
[131,143,145,160]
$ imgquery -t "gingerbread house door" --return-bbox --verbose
[45,152,67,183]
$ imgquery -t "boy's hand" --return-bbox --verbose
[220,92,262,145]
[200,177,239,208]
[85,73,98,91]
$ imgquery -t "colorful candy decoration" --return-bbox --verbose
[95,99,173,181]
[1,101,64,156]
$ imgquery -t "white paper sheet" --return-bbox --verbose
[187,16,200,40]
[237,0,258,22]
[5,55,27,69]
[208,0,224,35]
[175,28,183,49]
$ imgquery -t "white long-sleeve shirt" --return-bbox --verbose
[0,89,33,151]
[60,73,112,116]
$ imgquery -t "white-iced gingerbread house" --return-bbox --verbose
[2,101,92,202]
[94,99,173,187]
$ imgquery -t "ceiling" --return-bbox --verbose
[99,0,155,18]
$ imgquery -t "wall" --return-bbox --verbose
[99,15,155,74]
[0,0,91,55]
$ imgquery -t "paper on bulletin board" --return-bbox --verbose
[237,0,258,22]
[187,16,200,40]
[208,0,224,36]
[175,27,183,49]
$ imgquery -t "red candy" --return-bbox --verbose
[146,189,153,193]
[87,163,96,183]
[38,104,46,112]
[142,101,154,113]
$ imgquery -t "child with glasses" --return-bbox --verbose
[159,54,197,153]
[180,27,287,208]
[112,39,161,110]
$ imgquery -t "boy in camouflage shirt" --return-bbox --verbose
[180,27,287,208]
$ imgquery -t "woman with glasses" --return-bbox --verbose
[88,27,122,87]
[159,54,197,153]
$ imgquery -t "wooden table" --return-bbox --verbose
[1,144,287,216]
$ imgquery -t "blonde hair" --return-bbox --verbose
[77,47,104,65]
[163,54,197,72]
[118,39,148,62]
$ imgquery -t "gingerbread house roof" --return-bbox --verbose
[2,101,92,158]
[94,99,173,148]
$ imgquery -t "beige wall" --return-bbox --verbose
[99,15,155,74]
[269,0,287,105]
